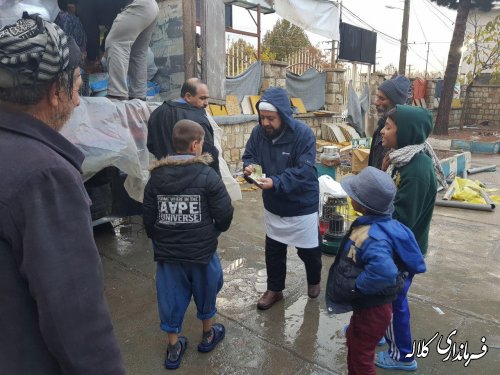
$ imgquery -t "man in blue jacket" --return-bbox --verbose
[242,87,321,310]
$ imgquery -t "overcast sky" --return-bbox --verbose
[229,0,458,75]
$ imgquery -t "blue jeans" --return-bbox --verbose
[156,254,223,333]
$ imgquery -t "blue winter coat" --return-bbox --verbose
[242,87,319,217]
[326,215,426,313]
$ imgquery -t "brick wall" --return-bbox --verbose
[260,60,287,93]
[217,115,333,173]
[429,108,463,128]
[461,85,500,126]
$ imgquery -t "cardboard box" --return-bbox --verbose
[352,148,370,173]
[352,137,372,149]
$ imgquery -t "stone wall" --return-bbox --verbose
[430,108,463,128]
[217,115,335,173]
[461,85,500,126]
[260,60,287,93]
[324,68,346,113]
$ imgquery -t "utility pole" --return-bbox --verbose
[425,42,430,78]
[398,0,410,75]
[407,64,413,77]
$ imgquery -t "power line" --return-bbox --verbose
[340,10,399,46]
[341,5,400,42]
[408,44,441,71]
[422,0,455,31]
[413,1,429,42]
[413,2,446,72]
[408,41,450,44]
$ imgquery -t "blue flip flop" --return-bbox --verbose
[197,323,225,353]
[164,336,187,370]
[343,324,386,346]
[375,351,417,371]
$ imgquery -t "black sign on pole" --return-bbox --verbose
[338,22,377,65]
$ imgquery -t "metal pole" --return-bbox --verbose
[442,184,455,200]
[466,165,497,174]
[256,4,261,60]
[425,42,430,78]
[435,199,494,212]
[398,0,410,75]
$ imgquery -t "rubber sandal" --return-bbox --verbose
[375,351,417,371]
[164,336,187,370]
[343,324,386,346]
[197,323,225,353]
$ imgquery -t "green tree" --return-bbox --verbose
[431,0,495,135]
[462,14,500,86]
[460,13,499,127]
[262,19,311,61]
[260,47,277,62]
[226,39,257,76]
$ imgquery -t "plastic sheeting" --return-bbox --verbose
[225,61,262,103]
[61,97,153,203]
[206,113,243,202]
[450,177,500,205]
[286,68,326,111]
[347,81,369,137]
[273,0,340,40]
[61,97,242,203]
[0,0,59,28]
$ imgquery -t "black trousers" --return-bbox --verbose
[265,235,322,292]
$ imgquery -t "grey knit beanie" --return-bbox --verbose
[378,75,410,105]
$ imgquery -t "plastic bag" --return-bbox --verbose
[0,0,59,28]
[451,177,499,204]
[319,175,347,199]
[61,97,152,202]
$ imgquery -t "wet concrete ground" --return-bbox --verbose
[96,154,500,374]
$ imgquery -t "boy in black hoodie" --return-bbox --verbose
[143,120,234,370]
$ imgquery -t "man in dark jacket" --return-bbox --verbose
[143,120,233,370]
[147,78,220,175]
[0,14,125,375]
[242,87,321,310]
[368,75,410,169]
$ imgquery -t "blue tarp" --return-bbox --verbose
[347,81,369,137]
[225,61,262,103]
[286,68,326,111]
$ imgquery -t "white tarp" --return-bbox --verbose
[61,97,241,203]
[61,97,152,202]
[0,0,59,28]
[206,113,243,202]
[249,0,340,41]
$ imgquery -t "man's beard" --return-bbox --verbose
[376,106,386,117]
[50,103,73,132]
[263,125,282,139]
